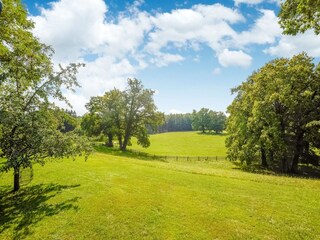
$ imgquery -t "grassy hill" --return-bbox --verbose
[1,149,320,239]
[128,131,227,156]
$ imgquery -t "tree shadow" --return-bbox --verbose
[196,132,227,136]
[0,183,81,239]
[93,144,168,162]
[232,161,320,179]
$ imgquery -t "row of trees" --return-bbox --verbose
[0,0,91,191]
[226,53,320,173]
[157,114,193,132]
[155,110,227,134]
[81,79,163,151]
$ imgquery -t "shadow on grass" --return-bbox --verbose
[0,183,80,239]
[93,144,167,162]
[232,161,320,179]
[196,132,228,136]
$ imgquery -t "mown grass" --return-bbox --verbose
[128,131,227,156]
[0,150,320,239]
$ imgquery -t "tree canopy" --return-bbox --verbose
[226,53,320,173]
[192,108,226,134]
[0,0,91,191]
[279,0,320,35]
[82,78,164,151]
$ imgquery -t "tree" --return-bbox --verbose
[0,0,91,191]
[209,111,227,134]
[279,0,320,35]
[226,53,320,173]
[83,79,164,151]
[192,108,226,133]
[192,108,212,133]
[82,90,124,147]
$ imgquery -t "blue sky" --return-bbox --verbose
[21,0,320,115]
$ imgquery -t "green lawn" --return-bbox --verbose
[129,131,227,156]
[0,150,320,239]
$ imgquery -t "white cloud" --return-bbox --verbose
[146,4,244,54]
[32,0,107,62]
[150,53,184,67]
[218,49,252,67]
[264,30,320,57]
[233,10,281,47]
[99,11,152,59]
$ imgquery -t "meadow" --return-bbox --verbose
[128,131,227,156]
[0,132,319,239]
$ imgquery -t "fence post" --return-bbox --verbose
[216,156,218,160]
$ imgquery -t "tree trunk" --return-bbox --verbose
[121,133,130,151]
[260,147,268,168]
[290,132,304,173]
[13,167,20,192]
[117,135,123,149]
[106,133,113,147]
[281,157,289,173]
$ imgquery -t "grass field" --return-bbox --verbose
[0,132,320,239]
[129,131,227,156]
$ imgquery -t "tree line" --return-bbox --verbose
[154,109,226,134]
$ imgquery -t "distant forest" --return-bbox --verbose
[155,109,226,133]
[157,113,193,132]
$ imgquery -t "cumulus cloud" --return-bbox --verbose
[146,4,244,54]
[150,53,184,67]
[264,30,320,57]
[218,49,252,67]
[32,0,107,62]
[233,10,281,47]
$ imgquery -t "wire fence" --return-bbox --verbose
[128,149,227,161]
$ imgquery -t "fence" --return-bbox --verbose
[128,149,227,161]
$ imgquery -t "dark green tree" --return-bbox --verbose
[192,108,212,133]
[226,53,320,173]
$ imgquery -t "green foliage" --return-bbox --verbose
[226,53,320,173]
[83,78,164,151]
[279,0,320,35]
[157,113,193,132]
[192,108,226,133]
[0,0,91,191]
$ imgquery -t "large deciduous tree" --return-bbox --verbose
[82,78,164,151]
[0,0,91,191]
[226,53,320,173]
[279,0,320,35]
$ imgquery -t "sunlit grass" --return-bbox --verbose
[129,131,227,156]
[0,151,319,239]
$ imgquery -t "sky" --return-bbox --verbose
[21,0,320,115]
